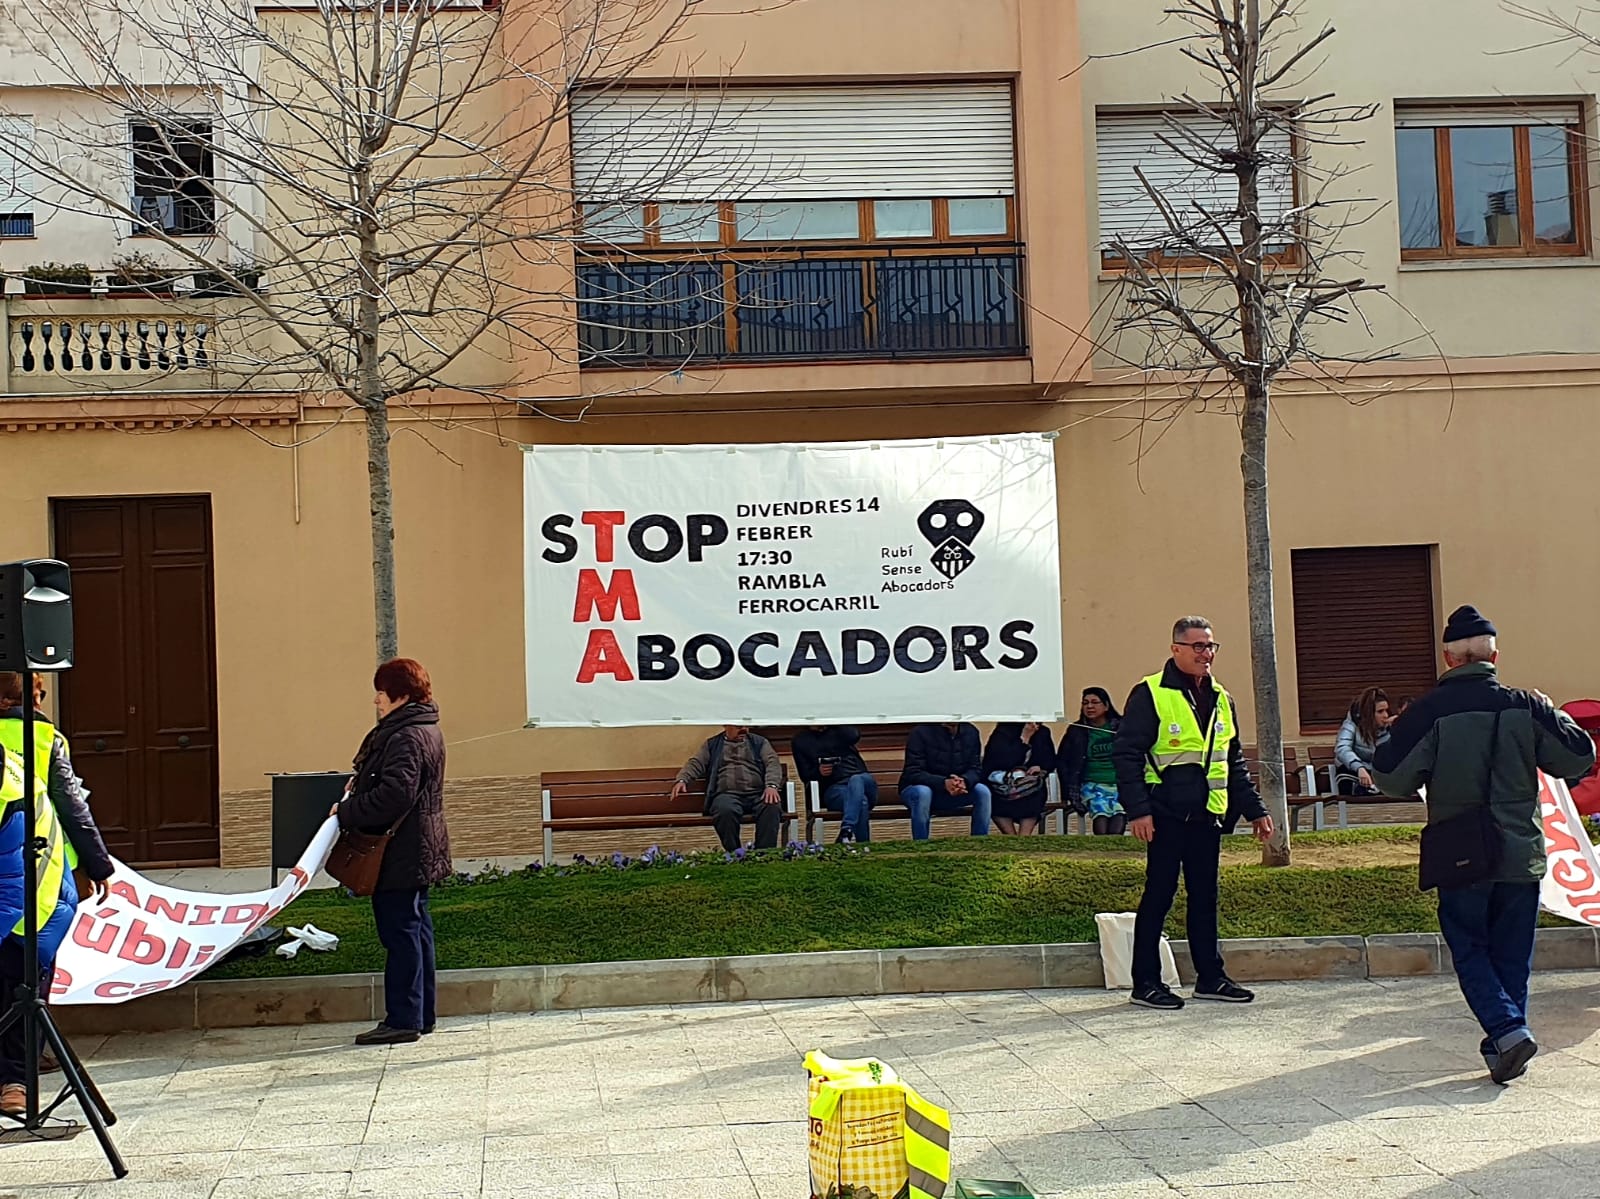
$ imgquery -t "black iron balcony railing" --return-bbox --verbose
[577,243,1027,366]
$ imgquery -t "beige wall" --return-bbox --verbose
[1079,0,1600,363]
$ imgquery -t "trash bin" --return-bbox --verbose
[269,771,351,886]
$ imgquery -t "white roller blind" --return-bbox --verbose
[571,83,1015,202]
[1395,103,1583,128]
[1095,111,1295,250]
[0,114,35,210]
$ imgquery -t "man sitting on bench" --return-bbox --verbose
[671,725,785,851]
[899,721,992,840]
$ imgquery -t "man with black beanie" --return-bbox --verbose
[1375,605,1594,1084]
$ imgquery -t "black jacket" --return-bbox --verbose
[1,710,114,882]
[791,726,869,787]
[899,723,983,793]
[981,724,1057,776]
[339,702,451,891]
[1112,661,1265,823]
[1374,662,1595,883]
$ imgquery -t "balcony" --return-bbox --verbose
[577,244,1027,367]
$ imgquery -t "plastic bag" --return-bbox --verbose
[805,1052,951,1199]
[1095,911,1180,990]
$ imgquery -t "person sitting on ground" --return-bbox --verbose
[672,726,784,851]
[899,722,992,840]
[1058,687,1125,835]
[792,725,876,843]
[982,721,1055,835]
[1335,686,1392,796]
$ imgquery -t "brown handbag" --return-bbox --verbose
[326,808,413,897]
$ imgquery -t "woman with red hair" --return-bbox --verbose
[336,658,450,1046]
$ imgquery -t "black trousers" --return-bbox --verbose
[371,888,436,1032]
[1132,813,1225,990]
[708,792,783,851]
[1,937,50,1085]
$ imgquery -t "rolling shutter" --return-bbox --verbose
[0,115,35,211]
[1394,103,1583,127]
[571,84,1015,202]
[1291,546,1438,729]
[1095,111,1294,249]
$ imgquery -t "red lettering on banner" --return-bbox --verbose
[166,937,194,969]
[192,945,217,967]
[1553,859,1596,892]
[573,569,640,623]
[72,917,117,954]
[286,867,310,889]
[576,629,635,684]
[581,511,626,563]
[116,919,166,966]
[1545,809,1584,857]
[223,904,268,927]
[49,967,71,998]
[96,981,136,999]
[191,905,222,926]
[108,879,142,906]
[146,894,190,922]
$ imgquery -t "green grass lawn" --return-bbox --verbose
[212,830,1450,981]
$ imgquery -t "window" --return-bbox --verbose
[1290,545,1438,730]
[873,199,934,239]
[0,114,35,238]
[736,200,860,242]
[131,120,216,237]
[1096,111,1296,264]
[574,197,1012,250]
[1395,104,1586,259]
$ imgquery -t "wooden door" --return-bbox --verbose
[52,496,221,865]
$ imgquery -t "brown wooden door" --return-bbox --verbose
[52,496,221,865]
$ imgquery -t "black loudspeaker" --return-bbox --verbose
[0,558,73,672]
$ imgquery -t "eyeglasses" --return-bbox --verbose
[1174,641,1221,655]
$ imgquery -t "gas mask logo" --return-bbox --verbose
[917,499,986,581]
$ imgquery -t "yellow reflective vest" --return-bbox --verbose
[1141,672,1235,815]
[2,743,68,938]
[0,716,79,870]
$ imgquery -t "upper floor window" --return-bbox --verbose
[0,114,36,238]
[131,120,216,237]
[1395,103,1587,261]
[1095,110,1296,267]
[569,83,1017,250]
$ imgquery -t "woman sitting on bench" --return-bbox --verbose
[1335,686,1392,796]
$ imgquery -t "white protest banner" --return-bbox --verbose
[523,434,1064,727]
[51,816,339,1005]
[1539,771,1600,926]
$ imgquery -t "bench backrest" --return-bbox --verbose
[1241,745,1307,797]
[543,764,792,821]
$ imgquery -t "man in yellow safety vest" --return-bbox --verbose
[1112,616,1274,1011]
[0,672,113,1118]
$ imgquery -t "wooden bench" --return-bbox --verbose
[799,749,1074,841]
[1298,744,1425,828]
[540,766,796,861]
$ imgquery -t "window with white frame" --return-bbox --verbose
[0,114,36,238]
[1095,110,1296,263]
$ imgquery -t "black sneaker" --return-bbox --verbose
[1193,977,1255,1003]
[1131,983,1185,1010]
[1490,1034,1538,1084]
[354,1023,421,1046]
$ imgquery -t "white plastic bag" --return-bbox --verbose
[1095,911,1180,990]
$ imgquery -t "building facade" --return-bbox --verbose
[2,0,1597,865]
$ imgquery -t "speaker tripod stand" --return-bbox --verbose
[0,669,126,1177]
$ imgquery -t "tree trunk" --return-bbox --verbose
[364,399,399,663]
[1241,384,1291,865]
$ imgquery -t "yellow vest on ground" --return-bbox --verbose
[0,715,78,870]
[3,744,67,937]
[1141,672,1235,815]
[805,1051,952,1199]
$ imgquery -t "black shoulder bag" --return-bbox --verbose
[1418,709,1502,892]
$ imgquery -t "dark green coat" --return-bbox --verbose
[1373,662,1595,883]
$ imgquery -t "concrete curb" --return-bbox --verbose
[53,926,1600,1034]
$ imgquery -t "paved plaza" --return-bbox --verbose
[5,972,1600,1198]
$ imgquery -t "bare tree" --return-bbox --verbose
[3,0,775,662]
[1100,0,1385,865]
